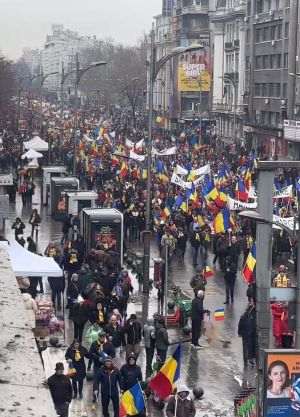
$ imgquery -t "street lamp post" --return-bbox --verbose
[142,28,204,322]
[72,54,107,175]
[16,73,42,132]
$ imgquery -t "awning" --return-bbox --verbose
[0,241,62,277]
[24,136,49,151]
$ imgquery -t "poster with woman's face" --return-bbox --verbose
[265,351,300,417]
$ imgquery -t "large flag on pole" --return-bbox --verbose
[119,383,145,417]
[149,344,181,400]
[242,243,256,284]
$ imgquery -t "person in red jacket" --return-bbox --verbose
[271,302,285,347]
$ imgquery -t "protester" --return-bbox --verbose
[65,339,89,399]
[166,385,196,417]
[47,362,72,417]
[120,353,143,391]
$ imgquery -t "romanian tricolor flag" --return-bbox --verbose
[244,169,252,190]
[214,308,225,321]
[119,383,145,417]
[242,243,256,284]
[213,208,231,234]
[235,178,248,202]
[161,207,171,220]
[203,266,214,278]
[149,344,181,400]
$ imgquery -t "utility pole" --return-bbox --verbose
[287,0,299,118]
[61,62,65,117]
[255,165,273,415]
[142,26,155,324]
[73,53,80,176]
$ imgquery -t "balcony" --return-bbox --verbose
[181,1,209,14]
[283,120,300,142]
[225,41,233,50]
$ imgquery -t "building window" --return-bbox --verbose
[284,53,288,68]
[283,83,287,98]
[255,55,262,69]
[269,83,274,96]
[275,83,281,97]
[263,55,270,68]
[262,27,269,41]
[256,28,261,43]
[246,56,250,69]
[277,24,282,39]
[271,25,276,40]
[265,0,271,11]
[262,83,268,96]
[284,22,289,38]
[246,29,250,43]
[257,0,263,13]
[255,83,261,96]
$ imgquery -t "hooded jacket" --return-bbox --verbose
[155,321,169,351]
[120,357,143,391]
[143,319,156,349]
[166,394,196,417]
[93,365,121,399]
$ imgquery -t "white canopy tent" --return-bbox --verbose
[0,241,62,277]
[21,149,43,160]
[24,136,49,152]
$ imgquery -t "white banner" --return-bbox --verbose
[193,175,205,187]
[175,165,188,176]
[228,197,258,211]
[273,215,296,231]
[273,185,293,199]
[135,139,144,149]
[191,164,211,177]
[171,172,192,190]
[129,150,145,162]
[152,146,177,156]
[125,139,134,148]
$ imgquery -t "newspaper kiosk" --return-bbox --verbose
[42,166,67,206]
[50,177,79,220]
[81,208,123,266]
[66,191,98,216]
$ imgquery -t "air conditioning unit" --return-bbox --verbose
[271,40,275,46]
[255,14,259,20]
[269,9,274,16]
[265,98,270,104]
[244,16,249,22]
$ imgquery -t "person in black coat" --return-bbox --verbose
[191,290,205,349]
[224,254,238,304]
[69,301,90,343]
[47,362,72,417]
[48,276,65,311]
[67,273,80,309]
[123,314,142,358]
[65,340,89,399]
[11,217,25,241]
[238,300,256,367]
[93,357,121,417]
[105,315,124,351]
[88,331,116,371]
[120,353,143,391]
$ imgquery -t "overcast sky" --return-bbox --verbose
[0,0,161,60]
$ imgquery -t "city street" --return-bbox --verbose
[3,182,254,417]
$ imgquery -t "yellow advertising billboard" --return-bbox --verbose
[178,50,211,92]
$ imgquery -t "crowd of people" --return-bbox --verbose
[2,100,300,417]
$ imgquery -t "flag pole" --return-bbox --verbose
[137,381,148,417]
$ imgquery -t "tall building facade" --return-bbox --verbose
[21,48,42,76]
[151,0,212,124]
[243,0,290,158]
[41,24,97,93]
[210,0,246,146]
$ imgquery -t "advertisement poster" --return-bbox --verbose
[178,49,211,92]
[264,350,300,417]
[95,225,118,251]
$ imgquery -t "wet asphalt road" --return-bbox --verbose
[3,182,256,416]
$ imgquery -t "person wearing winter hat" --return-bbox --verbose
[93,356,121,417]
[120,353,143,391]
[191,290,205,349]
[47,362,72,417]
[166,385,196,417]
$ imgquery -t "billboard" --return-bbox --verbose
[178,49,211,92]
[264,350,300,417]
